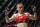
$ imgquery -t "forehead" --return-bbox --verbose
[17,4,23,7]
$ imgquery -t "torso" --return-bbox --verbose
[16,13,28,23]
[14,13,29,27]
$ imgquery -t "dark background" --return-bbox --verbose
[0,0,40,27]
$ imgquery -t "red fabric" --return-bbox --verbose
[16,13,28,23]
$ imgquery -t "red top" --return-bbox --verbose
[16,13,28,23]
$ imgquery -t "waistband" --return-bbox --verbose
[16,21,27,24]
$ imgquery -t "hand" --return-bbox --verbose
[33,6,36,11]
[5,10,8,16]
[5,11,8,15]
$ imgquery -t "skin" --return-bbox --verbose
[5,4,37,27]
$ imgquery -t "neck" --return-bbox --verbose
[18,12,23,14]
[18,12,24,16]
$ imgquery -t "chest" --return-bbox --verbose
[16,14,27,20]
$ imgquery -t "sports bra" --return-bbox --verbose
[16,13,28,23]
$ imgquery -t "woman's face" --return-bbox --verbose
[17,4,24,12]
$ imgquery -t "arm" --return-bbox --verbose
[28,13,37,20]
[5,12,16,23]
[27,7,37,20]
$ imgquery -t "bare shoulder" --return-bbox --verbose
[11,13,17,18]
[24,12,30,16]
[25,12,29,15]
[12,13,17,17]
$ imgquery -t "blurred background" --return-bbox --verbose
[0,0,40,27]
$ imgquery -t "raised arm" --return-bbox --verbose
[25,7,37,20]
[5,14,16,23]
[28,13,37,20]
[5,11,16,23]
[25,12,37,20]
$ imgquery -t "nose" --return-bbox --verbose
[21,8,23,10]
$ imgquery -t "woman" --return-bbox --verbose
[5,3,37,27]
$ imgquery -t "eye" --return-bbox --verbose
[19,7,21,8]
[20,7,23,8]
[19,7,21,9]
